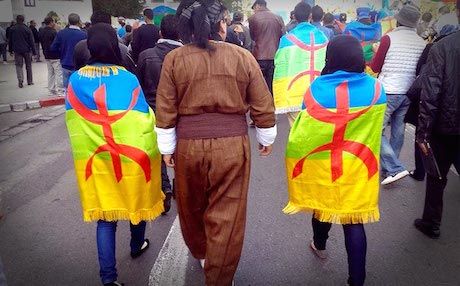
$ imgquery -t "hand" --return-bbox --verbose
[258,143,273,156]
[417,141,429,156]
[234,25,243,33]
[372,42,380,53]
[163,154,175,168]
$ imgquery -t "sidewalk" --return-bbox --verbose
[0,58,65,113]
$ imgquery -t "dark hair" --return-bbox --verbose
[294,2,311,23]
[44,16,54,25]
[68,13,80,26]
[143,8,154,20]
[322,35,365,75]
[160,15,179,40]
[339,13,347,22]
[311,5,324,22]
[125,24,132,33]
[252,0,267,9]
[323,12,335,25]
[90,11,111,24]
[16,15,25,23]
[421,12,432,22]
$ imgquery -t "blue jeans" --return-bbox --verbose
[380,94,410,177]
[312,218,367,286]
[61,67,74,90]
[96,220,146,284]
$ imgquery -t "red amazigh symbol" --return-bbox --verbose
[292,81,382,182]
[286,33,327,90]
[68,83,151,183]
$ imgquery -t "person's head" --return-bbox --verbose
[125,24,132,33]
[44,16,55,28]
[118,16,126,26]
[30,20,36,26]
[16,15,25,24]
[356,7,371,21]
[233,11,244,24]
[323,13,335,26]
[311,5,324,22]
[394,4,420,29]
[160,15,179,41]
[177,0,227,50]
[87,23,122,65]
[90,11,111,25]
[339,13,347,23]
[294,2,311,23]
[223,7,231,26]
[143,8,154,22]
[321,35,365,75]
[251,0,267,13]
[68,13,81,26]
[421,12,432,23]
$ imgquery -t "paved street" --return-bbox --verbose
[0,105,458,285]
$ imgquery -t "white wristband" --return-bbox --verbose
[256,125,277,146]
[154,126,176,155]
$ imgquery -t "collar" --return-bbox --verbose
[68,25,81,30]
[157,39,183,47]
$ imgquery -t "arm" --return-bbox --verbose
[50,31,61,53]
[370,35,390,73]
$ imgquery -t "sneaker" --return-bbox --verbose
[130,239,150,258]
[28,82,34,86]
[409,170,424,181]
[310,240,327,259]
[104,282,124,286]
[162,192,173,215]
[18,82,23,88]
[414,219,440,239]
[381,170,409,185]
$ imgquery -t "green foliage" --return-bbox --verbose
[92,0,144,19]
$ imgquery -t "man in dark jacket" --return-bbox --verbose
[131,8,160,63]
[414,1,460,239]
[8,15,36,88]
[29,20,41,62]
[39,16,63,96]
[137,15,181,214]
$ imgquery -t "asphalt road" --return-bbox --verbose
[0,109,459,286]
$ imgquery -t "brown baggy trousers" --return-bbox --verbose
[174,135,251,286]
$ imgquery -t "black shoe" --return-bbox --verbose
[414,218,440,239]
[162,192,173,215]
[28,82,34,85]
[104,281,124,286]
[409,170,425,181]
[18,82,23,88]
[130,239,150,258]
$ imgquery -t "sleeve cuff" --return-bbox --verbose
[256,125,277,146]
[154,126,176,155]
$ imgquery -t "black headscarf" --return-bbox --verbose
[321,35,365,75]
[87,23,122,66]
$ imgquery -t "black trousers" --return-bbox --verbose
[257,60,274,95]
[422,134,460,229]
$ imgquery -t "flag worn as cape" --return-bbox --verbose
[65,65,164,225]
[273,22,328,114]
[343,21,382,63]
[284,71,386,224]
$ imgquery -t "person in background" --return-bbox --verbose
[65,23,164,286]
[137,14,181,215]
[323,12,342,37]
[223,7,243,46]
[8,15,36,88]
[131,9,160,62]
[157,1,276,284]
[6,20,15,41]
[370,4,425,185]
[0,26,7,64]
[117,16,126,38]
[50,13,87,89]
[230,11,252,51]
[286,10,298,32]
[284,35,386,286]
[121,24,133,46]
[311,5,333,40]
[414,0,460,239]
[39,16,64,96]
[29,20,41,62]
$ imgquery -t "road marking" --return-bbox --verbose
[149,216,189,286]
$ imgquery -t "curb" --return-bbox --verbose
[0,97,65,114]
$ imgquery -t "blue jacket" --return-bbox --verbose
[50,26,87,70]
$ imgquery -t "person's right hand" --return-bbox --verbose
[163,154,175,168]
[258,144,273,156]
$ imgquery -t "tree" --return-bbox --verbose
[92,0,144,19]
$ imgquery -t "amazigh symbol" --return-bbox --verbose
[68,83,151,182]
[292,81,382,182]
[286,32,327,90]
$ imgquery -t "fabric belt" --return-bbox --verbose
[176,113,248,140]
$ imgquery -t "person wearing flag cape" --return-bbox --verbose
[284,35,386,286]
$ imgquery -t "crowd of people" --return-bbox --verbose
[2,0,458,285]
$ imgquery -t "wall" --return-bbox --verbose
[0,0,14,25]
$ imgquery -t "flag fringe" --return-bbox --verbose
[282,202,379,224]
[275,106,302,114]
[83,200,165,225]
[78,65,126,79]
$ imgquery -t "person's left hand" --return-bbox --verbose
[163,154,175,168]
[417,141,429,156]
